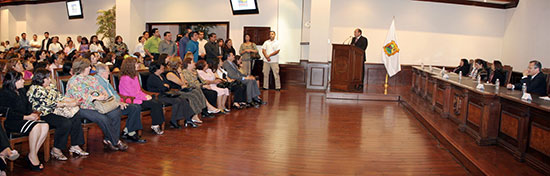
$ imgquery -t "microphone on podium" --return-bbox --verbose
[343,36,353,45]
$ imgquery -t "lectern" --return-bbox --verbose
[330,44,364,92]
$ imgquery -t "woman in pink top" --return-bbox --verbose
[196,60,230,112]
[118,57,165,131]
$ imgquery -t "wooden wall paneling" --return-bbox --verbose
[498,98,529,161]
[307,62,330,90]
[525,108,550,175]
[243,27,270,45]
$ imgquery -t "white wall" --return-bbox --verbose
[502,0,550,71]
[329,0,506,66]
[0,0,114,47]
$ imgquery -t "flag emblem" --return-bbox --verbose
[384,40,399,57]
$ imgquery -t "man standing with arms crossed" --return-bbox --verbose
[262,31,281,91]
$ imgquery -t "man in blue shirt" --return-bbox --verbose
[179,28,192,61]
[185,31,199,62]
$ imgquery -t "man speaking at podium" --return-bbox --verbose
[351,28,368,88]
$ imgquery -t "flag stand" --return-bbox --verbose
[384,74,389,95]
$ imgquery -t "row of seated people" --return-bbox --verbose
[0,51,265,173]
[453,58,548,96]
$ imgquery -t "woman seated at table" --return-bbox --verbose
[146,62,199,128]
[453,58,470,76]
[27,68,88,160]
[212,61,248,109]
[196,60,230,112]
[0,71,49,171]
[65,58,127,151]
[163,56,219,121]
[489,60,506,86]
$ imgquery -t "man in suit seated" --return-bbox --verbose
[222,52,266,107]
[507,60,548,96]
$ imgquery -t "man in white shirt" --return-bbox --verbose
[75,35,82,51]
[19,33,30,50]
[29,34,41,52]
[198,31,208,60]
[261,31,281,90]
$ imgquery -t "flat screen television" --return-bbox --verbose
[229,0,259,15]
[66,0,84,19]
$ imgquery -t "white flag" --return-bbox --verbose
[382,19,401,77]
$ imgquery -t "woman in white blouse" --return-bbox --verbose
[48,36,63,53]
[89,35,104,53]
[134,36,146,57]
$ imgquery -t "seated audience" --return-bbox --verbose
[134,36,146,58]
[90,35,105,53]
[64,40,76,56]
[181,54,222,114]
[212,61,248,109]
[65,58,128,151]
[48,52,64,73]
[22,60,34,80]
[146,62,199,128]
[223,52,266,107]
[469,59,489,81]
[7,59,27,80]
[0,71,49,171]
[120,58,169,136]
[163,56,216,121]
[453,58,470,76]
[507,60,548,96]
[197,60,230,112]
[93,64,150,141]
[79,37,90,54]
[489,60,506,86]
[27,69,88,160]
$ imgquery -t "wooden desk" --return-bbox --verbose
[411,66,550,175]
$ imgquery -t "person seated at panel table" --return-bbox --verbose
[469,59,490,81]
[506,60,548,96]
[489,60,506,86]
[453,58,470,76]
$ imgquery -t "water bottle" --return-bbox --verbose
[495,79,500,90]
[522,83,527,94]
[458,71,462,80]
[477,75,481,84]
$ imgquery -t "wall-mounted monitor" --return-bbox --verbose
[66,0,84,19]
[229,0,259,15]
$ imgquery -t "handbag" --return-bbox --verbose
[250,52,261,60]
[163,90,182,98]
[92,96,119,114]
[53,106,80,118]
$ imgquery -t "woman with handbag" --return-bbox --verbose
[212,61,248,109]
[146,62,198,128]
[0,71,49,171]
[65,58,128,151]
[239,34,259,75]
[163,56,219,123]
[27,68,88,161]
[196,60,230,112]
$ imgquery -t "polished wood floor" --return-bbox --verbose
[10,85,468,175]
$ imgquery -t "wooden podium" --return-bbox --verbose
[330,44,364,92]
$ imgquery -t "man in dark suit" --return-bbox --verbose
[351,28,368,89]
[40,31,52,51]
[223,52,266,107]
[507,60,548,96]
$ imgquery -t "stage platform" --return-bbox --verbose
[325,85,406,101]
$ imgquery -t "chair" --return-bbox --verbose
[542,68,550,96]
[503,65,513,85]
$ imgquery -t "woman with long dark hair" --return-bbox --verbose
[453,58,470,76]
[0,71,49,171]
[489,60,506,86]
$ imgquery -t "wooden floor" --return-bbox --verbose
[10,85,468,175]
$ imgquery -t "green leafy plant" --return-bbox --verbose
[96,5,116,46]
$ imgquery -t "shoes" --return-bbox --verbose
[262,88,269,90]
[117,141,128,151]
[27,156,43,172]
[275,89,281,91]
[223,108,231,112]
[192,119,203,124]
[151,125,164,135]
[69,146,89,156]
[50,148,68,161]
[254,99,267,105]
[170,121,182,129]
[7,150,19,161]
[249,102,260,108]
[207,109,221,114]
[126,134,147,143]
[201,112,215,118]
[184,121,198,128]
[103,140,119,151]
